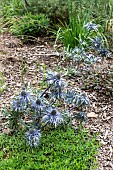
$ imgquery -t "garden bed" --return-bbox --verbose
[0,33,113,169]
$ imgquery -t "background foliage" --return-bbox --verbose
[0,0,113,38]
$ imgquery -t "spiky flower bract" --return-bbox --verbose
[31,97,46,113]
[84,22,98,32]
[12,98,24,112]
[25,128,41,147]
[41,107,64,128]
[69,47,87,63]
[19,90,32,104]
[12,90,32,112]
[45,71,66,99]
[46,71,66,87]
[84,53,97,64]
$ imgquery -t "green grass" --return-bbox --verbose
[0,127,99,170]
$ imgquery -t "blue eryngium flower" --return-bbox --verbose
[25,129,41,147]
[31,98,45,113]
[84,53,97,64]
[90,37,102,51]
[46,71,66,88]
[41,108,64,128]
[12,90,32,111]
[19,90,32,104]
[12,98,24,112]
[84,22,98,32]
[45,71,66,99]
[69,47,87,63]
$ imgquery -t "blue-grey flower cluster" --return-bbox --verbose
[31,97,46,113]
[12,90,32,112]
[45,71,66,99]
[41,107,64,128]
[10,69,91,148]
[84,22,98,32]
[90,37,110,58]
[90,36,102,51]
[47,71,66,87]
[84,53,97,64]
[68,26,110,65]
[25,128,41,147]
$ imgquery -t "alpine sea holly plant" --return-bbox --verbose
[67,21,110,63]
[64,21,110,79]
[7,70,90,148]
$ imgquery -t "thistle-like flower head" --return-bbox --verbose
[85,53,96,64]
[31,97,45,113]
[41,107,64,128]
[69,47,86,62]
[12,98,24,112]
[46,71,61,84]
[25,128,41,147]
[19,90,32,104]
[84,22,98,32]
[46,71,66,88]
[12,90,32,111]
[45,71,66,99]
[90,37,102,50]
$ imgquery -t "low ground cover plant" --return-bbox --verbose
[0,127,99,170]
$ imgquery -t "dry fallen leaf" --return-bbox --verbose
[87,112,98,118]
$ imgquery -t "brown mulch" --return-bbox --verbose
[0,33,113,169]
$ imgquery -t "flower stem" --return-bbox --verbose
[40,84,52,98]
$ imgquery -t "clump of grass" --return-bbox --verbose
[0,127,99,170]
